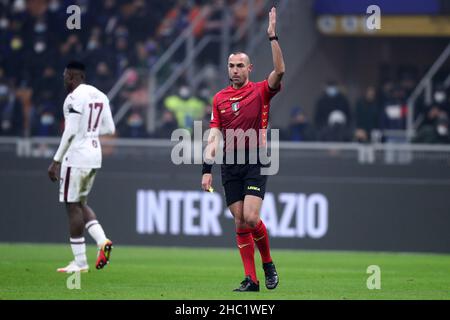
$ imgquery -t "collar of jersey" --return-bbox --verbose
[229,81,252,91]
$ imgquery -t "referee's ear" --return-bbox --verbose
[248,64,253,73]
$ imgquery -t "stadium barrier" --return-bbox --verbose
[1,138,449,253]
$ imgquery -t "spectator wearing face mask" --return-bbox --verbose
[120,107,147,138]
[432,86,450,118]
[415,86,449,133]
[31,67,60,137]
[436,113,450,143]
[413,112,450,144]
[314,81,352,133]
[32,105,58,137]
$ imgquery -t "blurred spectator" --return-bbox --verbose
[164,84,205,132]
[15,85,33,137]
[91,61,115,94]
[202,103,213,133]
[119,107,147,138]
[287,106,315,142]
[379,79,395,109]
[0,70,23,136]
[0,0,275,138]
[118,0,150,43]
[232,0,265,29]
[91,0,119,34]
[380,85,408,136]
[31,66,61,137]
[32,65,60,100]
[198,85,213,133]
[354,86,379,143]
[398,72,417,98]
[413,112,450,144]
[432,85,450,118]
[314,81,352,141]
[314,81,352,130]
[32,104,59,137]
[154,109,179,139]
[84,27,116,77]
[157,0,204,44]
[318,109,353,142]
[59,34,83,68]
[114,31,131,76]
[417,105,444,133]
[132,42,157,72]
[415,85,450,139]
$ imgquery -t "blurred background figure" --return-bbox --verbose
[314,81,352,142]
[164,84,205,133]
[92,61,115,94]
[314,81,351,141]
[354,86,380,143]
[0,67,23,136]
[119,106,147,138]
[380,85,408,142]
[414,108,450,144]
[319,109,353,142]
[154,108,178,139]
[287,106,315,142]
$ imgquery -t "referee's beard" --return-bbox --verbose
[230,76,248,89]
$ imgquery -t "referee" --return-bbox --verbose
[201,7,285,292]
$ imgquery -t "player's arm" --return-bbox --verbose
[48,109,81,182]
[267,7,285,91]
[99,101,116,136]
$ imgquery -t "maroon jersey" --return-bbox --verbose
[210,80,280,151]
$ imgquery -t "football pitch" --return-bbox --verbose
[0,244,449,300]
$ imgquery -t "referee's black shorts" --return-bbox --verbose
[221,160,268,207]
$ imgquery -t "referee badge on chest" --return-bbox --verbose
[231,102,240,114]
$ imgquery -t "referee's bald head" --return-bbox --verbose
[229,52,251,66]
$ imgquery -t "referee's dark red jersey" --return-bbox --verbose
[210,79,281,152]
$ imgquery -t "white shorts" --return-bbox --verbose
[59,165,97,203]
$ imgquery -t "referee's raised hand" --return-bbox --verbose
[268,7,277,37]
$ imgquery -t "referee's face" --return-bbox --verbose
[228,53,252,88]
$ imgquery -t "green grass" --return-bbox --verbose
[0,243,449,300]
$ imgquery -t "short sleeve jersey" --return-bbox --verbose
[61,84,113,168]
[210,80,280,151]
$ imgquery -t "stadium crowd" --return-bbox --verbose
[1,0,449,144]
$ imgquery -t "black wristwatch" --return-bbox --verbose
[269,35,279,41]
